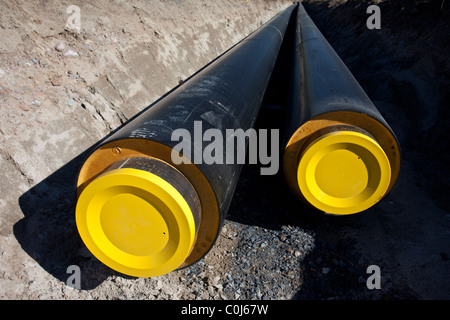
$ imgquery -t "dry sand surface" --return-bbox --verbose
[0,0,449,301]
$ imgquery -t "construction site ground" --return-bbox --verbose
[0,0,449,300]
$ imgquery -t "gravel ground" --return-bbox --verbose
[1,0,449,301]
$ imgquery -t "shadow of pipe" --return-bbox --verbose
[13,145,134,290]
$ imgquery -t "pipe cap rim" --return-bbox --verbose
[297,131,391,215]
[76,168,196,277]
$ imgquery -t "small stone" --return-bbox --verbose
[50,76,63,86]
[155,279,163,290]
[55,41,65,52]
[32,99,42,107]
[18,60,31,67]
[19,103,30,111]
[294,250,301,257]
[63,49,79,57]
[211,276,221,287]
[280,234,287,242]
[322,267,330,275]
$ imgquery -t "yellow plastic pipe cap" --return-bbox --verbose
[75,168,196,277]
[297,130,391,215]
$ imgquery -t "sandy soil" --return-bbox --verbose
[1,0,449,300]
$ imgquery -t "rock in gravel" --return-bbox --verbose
[19,103,30,111]
[55,41,65,52]
[32,99,42,107]
[50,76,63,86]
[63,49,79,57]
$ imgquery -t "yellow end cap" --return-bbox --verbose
[297,131,391,215]
[75,168,196,277]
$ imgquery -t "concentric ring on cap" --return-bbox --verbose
[297,130,391,215]
[76,167,196,277]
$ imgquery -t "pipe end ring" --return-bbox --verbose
[76,159,197,277]
[297,130,391,215]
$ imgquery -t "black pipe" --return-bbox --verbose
[283,3,401,215]
[75,4,296,277]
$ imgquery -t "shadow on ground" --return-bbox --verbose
[228,0,450,299]
[14,145,124,290]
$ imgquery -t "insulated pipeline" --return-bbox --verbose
[75,4,296,277]
[283,4,401,215]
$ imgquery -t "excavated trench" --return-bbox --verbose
[2,0,449,300]
[229,0,450,299]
